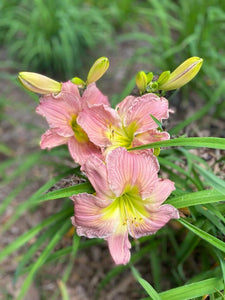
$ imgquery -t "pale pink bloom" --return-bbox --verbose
[36,81,109,165]
[71,147,179,265]
[77,93,170,154]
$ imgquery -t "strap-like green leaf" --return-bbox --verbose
[0,207,73,262]
[130,137,225,151]
[158,277,223,300]
[166,189,224,208]
[34,182,94,203]
[17,220,71,300]
[131,266,161,300]
[195,164,225,195]
[178,218,225,253]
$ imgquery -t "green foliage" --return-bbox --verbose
[121,0,225,73]
[0,0,113,78]
[1,1,225,297]
[119,0,225,121]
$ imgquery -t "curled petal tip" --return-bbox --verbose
[18,72,62,94]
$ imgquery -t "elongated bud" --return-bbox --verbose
[86,57,109,85]
[18,72,62,94]
[146,72,153,84]
[159,57,203,91]
[71,77,85,88]
[136,71,147,94]
[157,70,170,85]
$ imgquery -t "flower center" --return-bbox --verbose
[102,185,149,234]
[70,115,89,143]
[106,122,138,150]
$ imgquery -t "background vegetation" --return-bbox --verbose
[0,0,225,299]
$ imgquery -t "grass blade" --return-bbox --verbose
[178,218,225,253]
[195,164,225,195]
[166,189,225,208]
[16,220,71,300]
[169,81,225,135]
[58,280,70,300]
[0,207,73,262]
[95,241,159,299]
[157,277,223,300]
[34,182,94,203]
[130,137,225,151]
[131,266,161,300]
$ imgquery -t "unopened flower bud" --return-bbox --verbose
[159,57,203,91]
[146,81,158,93]
[71,77,85,88]
[146,72,154,84]
[153,148,160,156]
[136,71,147,94]
[18,72,62,94]
[157,71,170,85]
[86,57,109,85]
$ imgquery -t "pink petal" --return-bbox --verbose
[146,179,176,208]
[106,148,159,197]
[106,230,131,265]
[82,83,109,107]
[129,204,179,239]
[83,155,114,199]
[124,94,169,133]
[36,81,82,137]
[36,96,81,137]
[59,81,80,99]
[132,130,170,148]
[78,104,121,147]
[116,95,136,119]
[71,193,116,239]
[68,136,102,165]
[40,129,68,149]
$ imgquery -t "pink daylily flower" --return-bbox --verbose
[36,81,109,165]
[71,147,179,265]
[77,93,170,154]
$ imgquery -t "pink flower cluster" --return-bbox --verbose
[36,80,179,265]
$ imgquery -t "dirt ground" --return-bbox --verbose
[0,44,224,300]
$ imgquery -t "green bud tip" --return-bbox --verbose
[71,77,85,88]
[136,71,147,94]
[86,57,109,85]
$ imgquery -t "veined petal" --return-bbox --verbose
[106,230,131,265]
[36,86,82,137]
[83,155,115,199]
[82,83,109,106]
[146,179,176,208]
[124,94,169,132]
[78,104,121,147]
[129,203,179,239]
[106,148,159,197]
[68,136,102,165]
[40,129,68,149]
[60,81,80,99]
[132,130,170,147]
[71,193,116,238]
[116,95,136,120]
